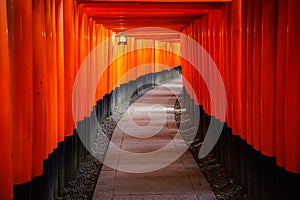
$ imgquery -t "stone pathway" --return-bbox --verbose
[93,78,216,200]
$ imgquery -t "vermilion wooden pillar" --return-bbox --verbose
[202,15,210,114]
[44,0,58,158]
[285,0,300,174]
[82,12,89,118]
[128,37,136,82]
[252,0,262,151]
[86,17,92,112]
[7,0,33,184]
[230,0,242,136]
[204,14,211,116]
[32,0,47,177]
[64,0,75,137]
[50,0,59,152]
[275,0,287,169]
[198,17,204,110]
[214,10,222,120]
[223,3,232,127]
[240,0,247,140]
[107,33,113,94]
[0,0,13,198]
[89,19,97,106]
[208,12,214,116]
[245,0,254,145]
[94,24,100,101]
[78,8,87,121]
[261,0,277,157]
[97,27,108,100]
[260,1,278,194]
[56,0,65,142]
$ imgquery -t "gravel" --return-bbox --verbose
[175,92,248,200]
[63,86,154,200]
[193,155,248,200]
[63,155,102,200]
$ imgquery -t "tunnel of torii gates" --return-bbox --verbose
[0,0,300,199]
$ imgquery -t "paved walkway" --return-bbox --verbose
[93,78,216,200]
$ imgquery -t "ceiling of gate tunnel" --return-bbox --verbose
[78,0,230,34]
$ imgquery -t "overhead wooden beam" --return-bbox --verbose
[78,0,231,3]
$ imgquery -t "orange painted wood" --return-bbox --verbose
[275,0,287,169]
[207,13,213,116]
[50,0,59,152]
[79,0,231,2]
[285,0,300,173]
[222,3,232,127]
[214,10,222,120]
[32,0,47,177]
[77,0,227,36]
[4,0,300,185]
[221,8,232,122]
[8,0,33,184]
[56,0,65,143]
[86,18,92,111]
[240,0,247,140]
[44,0,58,158]
[44,0,51,159]
[95,24,102,101]
[198,19,205,107]
[245,0,254,145]
[0,0,13,198]
[252,0,262,151]
[174,0,299,174]
[202,15,210,113]
[73,0,80,122]
[230,0,242,136]
[260,0,277,157]
[78,10,88,121]
[64,0,76,136]
[90,19,98,105]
